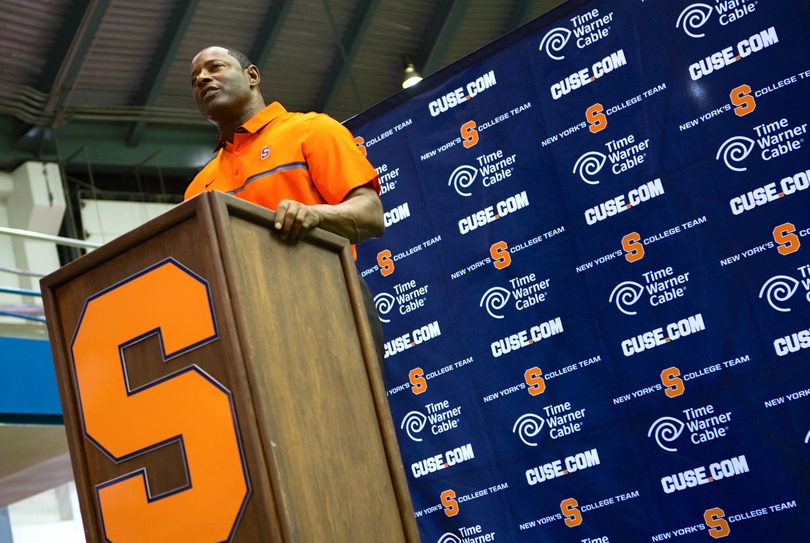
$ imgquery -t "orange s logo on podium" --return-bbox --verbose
[71,259,249,543]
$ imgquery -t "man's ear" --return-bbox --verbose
[247,65,260,87]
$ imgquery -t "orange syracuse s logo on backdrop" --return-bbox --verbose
[70,259,249,543]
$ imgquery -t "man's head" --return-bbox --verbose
[190,46,264,128]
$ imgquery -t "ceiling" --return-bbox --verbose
[0,0,566,186]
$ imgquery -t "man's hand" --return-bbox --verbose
[273,185,384,244]
[274,200,322,241]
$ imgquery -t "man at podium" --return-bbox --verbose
[185,45,386,363]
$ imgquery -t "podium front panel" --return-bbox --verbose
[41,193,416,543]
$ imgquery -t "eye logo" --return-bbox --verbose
[648,416,685,452]
[716,136,755,172]
[373,292,396,323]
[437,534,462,543]
[759,275,800,312]
[512,413,545,447]
[676,3,713,38]
[609,281,644,315]
[539,27,571,60]
[448,165,478,196]
[400,411,428,442]
[573,151,606,184]
[480,287,511,319]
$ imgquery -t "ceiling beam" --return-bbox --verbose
[314,0,382,114]
[505,0,535,32]
[34,0,95,94]
[127,0,202,147]
[13,0,104,149]
[44,0,112,128]
[415,0,471,77]
[249,0,296,70]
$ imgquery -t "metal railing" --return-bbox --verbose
[0,226,102,249]
[0,265,45,278]
[0,226,102,323]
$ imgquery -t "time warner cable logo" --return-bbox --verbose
[539,9,615,59]
[573,151,607,184]
[512,413,545,446]
[610,281,644,315]
[400,411,427,441]
[374,292,396,323]
[480,287,511,318]
[677,1,758,38]
[676,4,714,38]
[539,28,571,59]
[649,406,731,451]
[648,416,686,452]
[760,273,810,312]
[716,136,755,171]
[449,165,478,196]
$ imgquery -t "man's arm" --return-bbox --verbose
[273,184,384,244]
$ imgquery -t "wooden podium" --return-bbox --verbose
[41,192,419,543]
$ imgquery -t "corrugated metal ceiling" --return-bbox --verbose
[0,0,567,170]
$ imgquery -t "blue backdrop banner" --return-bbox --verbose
[346,0,810,541]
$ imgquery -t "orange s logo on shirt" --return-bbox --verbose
[71,259,249,543]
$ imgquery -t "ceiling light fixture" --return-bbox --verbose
[402,63,423,89]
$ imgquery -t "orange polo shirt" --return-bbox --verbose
[186,102,379,212]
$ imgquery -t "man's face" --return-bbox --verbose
[190,47,254,121]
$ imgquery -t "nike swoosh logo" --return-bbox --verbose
[205,179,215,188]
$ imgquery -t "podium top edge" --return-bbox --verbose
[40,191,350,290]
[210,192,350,253]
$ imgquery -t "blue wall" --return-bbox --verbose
[0,337,62,422]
